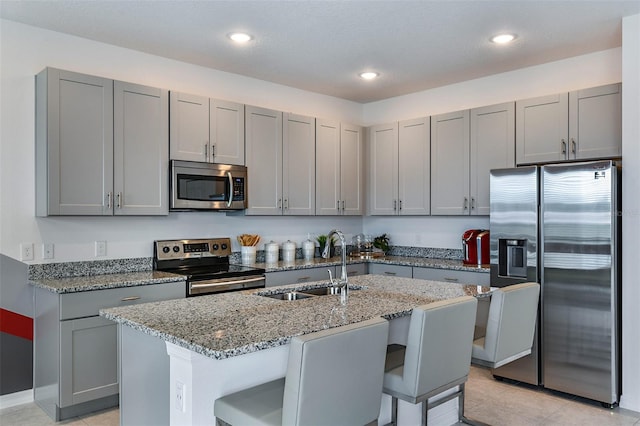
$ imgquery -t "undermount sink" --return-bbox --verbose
[258,285,362,301]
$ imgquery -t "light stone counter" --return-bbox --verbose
[101,275,491,360]
[29,270,185,294]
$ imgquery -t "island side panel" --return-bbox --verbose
[119,324,171,425]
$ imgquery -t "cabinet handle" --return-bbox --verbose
[561,139,567,155]
[399,200,402,211]
[347,271,359,276]
[204,144,208,161]
[337,200,340,211]
[297,276,311,282]
[121,296,141,302]
[463,197,468,211]
[211,144,216,160]
[571,138,576,154]
[278,198,282,209]
[471,197,475,210]
[393,200,397,211]
[106,192,112,209]
[117,192,122,209]
[341,200,345,211]
[443,277,460,282]
[384,271,397,276]
[284,199,288,210]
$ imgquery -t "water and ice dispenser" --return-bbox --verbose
[499,239,527,278]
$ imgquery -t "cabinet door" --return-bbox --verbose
[265,267,332,287]
[114,81,169,215]
[399,117,430,216]
[368,123,398,215]
[36,68,113,216]
[368,263,413,278]
[245,106,283,215]
[516,93,569,165]
[340,123,364,215]
[60,316,118,407]
[283,113,315,215]
[570,83,621,160]
[210,99,245,165]
[431,110,470,215]
[169,92,209,162]
[470,102,515,216]
[315,119,341,215]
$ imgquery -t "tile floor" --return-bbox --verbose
[1,366,639,425]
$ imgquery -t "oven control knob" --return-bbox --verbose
[162,246,170,254]
[173,246,180,253]
[212,244,219,251]
[221,243,228,250]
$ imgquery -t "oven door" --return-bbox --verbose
[171,160,247,211]
[188,274,265,296]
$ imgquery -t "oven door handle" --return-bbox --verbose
[190,276,265,294]
[227,171,234,208]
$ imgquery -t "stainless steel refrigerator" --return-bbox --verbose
[489,160,621,406]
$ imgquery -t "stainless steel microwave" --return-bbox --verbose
[170,160,247,211]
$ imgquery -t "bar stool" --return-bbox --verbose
[382,296,478,426]
[214,316,389,426]
[471,282,540,368]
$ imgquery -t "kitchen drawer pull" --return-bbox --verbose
[571,138,576,154]
[471,197,475,210]
[399,200,402,211]
[106,192,112,209]
[121,296,141,302]
[337,200,340,211]
[384,271,397,276]
[561,139,567,154]
[204,143,208,160]
[341,200,345,211]
[463,197,468,210]
[393,199,397,211]
[297,276,311,281]
[347,271,359,276]
[443,277,459,282]
[117,192,122,209]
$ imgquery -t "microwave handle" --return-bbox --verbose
[227,171,234,208]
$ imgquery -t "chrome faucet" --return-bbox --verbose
[323,229,348,304]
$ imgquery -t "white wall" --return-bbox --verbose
[621,13,640,413]
[0,20,363,263]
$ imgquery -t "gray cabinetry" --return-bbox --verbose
[265,266,332,287]
[34,281,185,421]
[316,120,364,215]
[283,113,316,215]
[368,118,430,216]
[431,102,514,216]
[412,267,490,285]
[368,263,413,278]
[36,68,169,216]
[169,92,245,165]
[516,83,621,165]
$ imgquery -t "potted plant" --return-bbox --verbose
[316,235,336,258]
[373,233,390,254]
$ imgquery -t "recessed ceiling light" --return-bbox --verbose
[228,32,253,43]
[491,33,517,44]
[359,72,379,80]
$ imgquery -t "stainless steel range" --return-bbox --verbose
[153,238,266,296]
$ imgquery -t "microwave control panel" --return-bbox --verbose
[232,177,245,201]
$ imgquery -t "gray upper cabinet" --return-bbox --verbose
[316,120,364,215]
[368,118,430,216]
[169,92,245,165]
[283,113,316,215]
[36,68,168,216]
[470,102,515,216]
[245,106,283,215]
[516,83,621,165]
[431,110,470,215]
[114,81,168,215]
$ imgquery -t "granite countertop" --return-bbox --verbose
[254,255,490,273]
[30,270,186,294]
[101,275,492,360]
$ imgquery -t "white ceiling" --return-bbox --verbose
[1,0,639,103]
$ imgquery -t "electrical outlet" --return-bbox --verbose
[175,381,185,412]
[95,241,107,257]
[20,243,34,261]
[42,243,54,259]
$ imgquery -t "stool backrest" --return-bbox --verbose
[282,316,389,426]
[402,296,478,398]
[483,282,540,365]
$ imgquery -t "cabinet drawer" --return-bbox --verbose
[344,263,367,277]
[60,281,186,320]
[368,263,413,278]
[412,267,489,285]
[265,267,332,287]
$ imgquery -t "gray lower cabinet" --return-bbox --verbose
[412,266,489,285]
[368,263,413,278]
[264,263,367,287]
[34,281,185,421]
[36,67,169,216]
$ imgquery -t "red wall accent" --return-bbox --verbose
[0,308,33,341]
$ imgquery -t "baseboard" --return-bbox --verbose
[0,389,34,410]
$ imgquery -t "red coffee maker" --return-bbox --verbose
[462,229,490,266]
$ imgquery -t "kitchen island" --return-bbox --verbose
[101,275,492,425]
